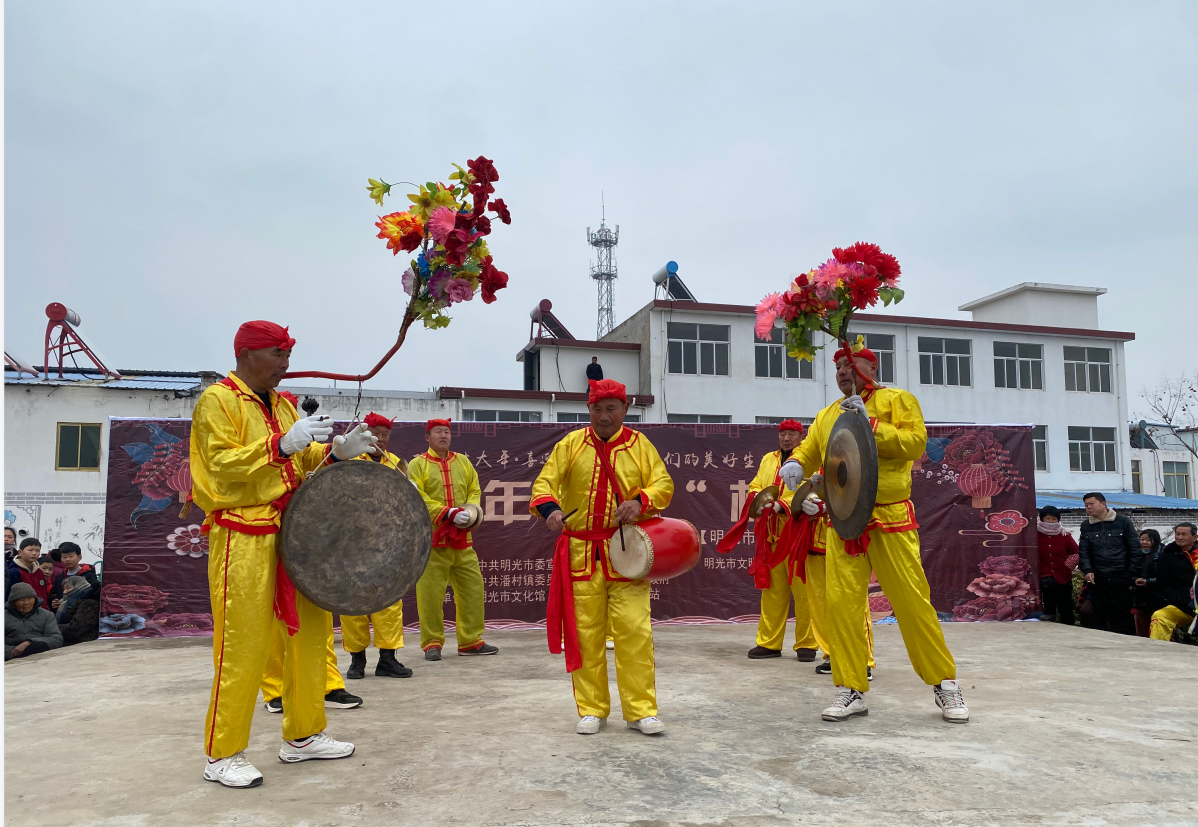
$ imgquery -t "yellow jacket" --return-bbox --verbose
[408,450,481,545]
[352,448,408,478]
[530,426,674,581]
[795,386,926,530]
[189,372,331,534]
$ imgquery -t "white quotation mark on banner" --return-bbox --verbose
[685,479,707,493]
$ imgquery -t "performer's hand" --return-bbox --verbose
[779,460,803,491]
[1084,572,1095,584]
[332,423,378,460]
[452,510,471,527]
[614,500,642,525]
[772,500,785,514]
[809,472,823,488]
[840,394,867,417]
[546,510,566,532]
[280,415,334,456]
[801,498,820,516]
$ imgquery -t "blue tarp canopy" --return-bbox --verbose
[1036,490,1198,510]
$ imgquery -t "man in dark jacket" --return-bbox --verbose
[5,582,63,660]
[585,357,603,382]
[1077,492,1140,635]
[1146,523,1197,642]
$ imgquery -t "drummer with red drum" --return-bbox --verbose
[531,379,675,736]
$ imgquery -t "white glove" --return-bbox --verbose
[453,509,472,527]
[331,423,379,460]
[779,460,804,491]
[772,500,785,514]
[840,394,867,417]
[279,415,334,456]
[800,498,820,516]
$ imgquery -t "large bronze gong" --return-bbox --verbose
[279,460,432,616]
[823,407,880,540]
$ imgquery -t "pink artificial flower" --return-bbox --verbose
[428,206,458,245]
[754,292,781,340]
[445,278,474,304]
[813,259,852,300]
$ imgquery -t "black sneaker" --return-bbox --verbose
[867,667,874,682]
[324,688,363,709]
[424,646,442,661]
[263,697,283,713]
[375,649,413,678]
[815,660,832,675]
[748,646,782,659]
[796,647,818,662]
[459,643,498,656]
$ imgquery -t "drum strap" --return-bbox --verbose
[547,526,617,674]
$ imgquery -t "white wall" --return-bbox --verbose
[532,346,641,396]
[969,289,1101,328]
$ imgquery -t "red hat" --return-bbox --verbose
[277,391,299,408]
[587,379,627,405]
[234,320,296,357]
[426,418,452,433]
[778,419,805,434]
[363,412,395,430]
[832,334,878,366]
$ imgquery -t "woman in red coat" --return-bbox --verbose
[1038,506,1079,625]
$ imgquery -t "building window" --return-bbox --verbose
[668,323,730,376]
[754,328,812,379]
[918,337,971,386]
[755,416,814,426]
[667,414,731,424]
[1032,425,1048,471]
[1163,461,1190,499]
[863,334,895,384]
[1064,346,1112,393]
[1131,459,1142,494]
[993,342,1043,390]
[1068,426,1117,472]
[56,423,102,471]
[556,412,639,423]
[462,409,542,422]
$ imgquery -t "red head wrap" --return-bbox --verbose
[426,418,452,433]
[364,412,395,431]
[277,391,299,408]
[832,339,878,366]
[778,419,805,434]
[587,379,627,405]
[234,320,296,357]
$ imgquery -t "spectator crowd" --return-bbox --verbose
[5,538,101,660]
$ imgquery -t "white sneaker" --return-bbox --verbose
[627,716,665,735]
[934,679,969,723]
[821,687,868,722]
[576,715,606,734]
[605,639,615,650]
[204,752,263,788]
[278,732,356,763]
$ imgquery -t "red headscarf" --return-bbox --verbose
[778,419,805,434]
[426,418,452,433]
[234,321,296,357]
[364,412,395,430]
[587,379,627,405]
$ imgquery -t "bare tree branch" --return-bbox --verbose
[1139,371,1198,462]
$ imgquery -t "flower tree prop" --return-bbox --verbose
[283,157,511,382]
[754,242,903,390]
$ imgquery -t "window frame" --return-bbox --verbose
[461,409,543,423]
[1067,426,1118,473]
[754,328,813,380]
[55,422,103,471]
[1163,460,1191,499]
[668,322,730,377]
[993,341,1044,390]
[666,414,732,424]
[1032,425,1048,472]
[1131,459,1142,494]
[863,333,896,384]
[1063,346,1112,394]
[918,337,972,387]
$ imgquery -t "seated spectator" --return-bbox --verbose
[5,582,63,660]
[5,538,51,606]
[55,575,100,646]
[1037,506,1079,625]
[49,542,99,611]
[1132,529,1164,637]
[1148,523,1197,642]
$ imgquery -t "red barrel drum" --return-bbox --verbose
[608,516,702,581]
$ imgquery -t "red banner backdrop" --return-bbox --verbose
[99,418,1037,638]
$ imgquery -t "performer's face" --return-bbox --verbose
[1175,526,1195,548]
[369,426,391,454]
[237,347,291,393]
[778,429,802,452]
[835,356,877,396]
[589,399,627,440]
[426,426,452,453]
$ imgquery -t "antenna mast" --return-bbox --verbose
[586,195,619,338]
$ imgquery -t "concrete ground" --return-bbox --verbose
[5,622,1197,827]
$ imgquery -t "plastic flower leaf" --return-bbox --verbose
[367,178,392,206]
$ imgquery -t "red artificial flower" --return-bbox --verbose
[473,214,492,236]
[467,155,499,184]
[479,256,509,304]
[776,292,800,322]
[443,228,474,266]
[490,198,511,224]
[847,273,881,309]
[832,242,901,284]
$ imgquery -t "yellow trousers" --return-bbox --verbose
[572,567,656,721]
[756,557,817,650]
[1150,605,1195,641]
[205,526,327,759]
[416,546,486,651]
[341,602,405,652]
[261,614,344,701]
[806,553,875,668]
[826,527,954,693]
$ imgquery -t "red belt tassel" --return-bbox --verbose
[274,560,300,636]
[432,508,471,550]
[547,526,616,673]
[844,531,872,558]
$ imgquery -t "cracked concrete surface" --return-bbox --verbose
[5,622,1197,826]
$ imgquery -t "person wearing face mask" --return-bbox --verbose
[1036,506,1079,625]
[1131,529,1163,637]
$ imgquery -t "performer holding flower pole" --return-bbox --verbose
[531,379,674,736]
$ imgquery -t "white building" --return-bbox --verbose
[1129,423,1195,500]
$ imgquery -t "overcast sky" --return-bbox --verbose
[5,1,1196,415]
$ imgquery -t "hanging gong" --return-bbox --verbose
[279,460,432,616]
[748,485,780,518]
[823,407,880,540]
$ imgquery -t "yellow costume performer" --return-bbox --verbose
[532,379,673,733]
[804,508,876,674]
[409,418,495,658]
[260,615,357,709]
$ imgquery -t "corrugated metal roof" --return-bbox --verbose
[4,373,202,392]
[1036,490,1198,510]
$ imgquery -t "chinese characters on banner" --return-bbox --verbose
[100,418,1037,637]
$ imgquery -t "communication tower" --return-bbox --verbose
[587,201,619,338]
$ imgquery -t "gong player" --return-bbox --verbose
[191,320,378,788]
[530,379,674,736]
[780,337,968,724]
[408,419,497,659]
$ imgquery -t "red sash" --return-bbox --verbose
[432,507,472,550]
[547,526,618,673]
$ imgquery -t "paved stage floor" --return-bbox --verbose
[5,621,1197,827]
